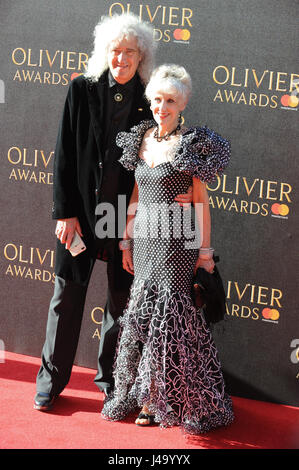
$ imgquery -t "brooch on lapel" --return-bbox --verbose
[114,92,123,102]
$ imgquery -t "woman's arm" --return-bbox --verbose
[192,177,215,274]
[121,181,139,274]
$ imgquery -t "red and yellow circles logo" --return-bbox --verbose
[281,94,299,108]
[71,72,83,81]
[173,29,190,41]
[262,308,280,321]
[271,203,289,216]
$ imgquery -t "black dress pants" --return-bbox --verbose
[36,242,133,397]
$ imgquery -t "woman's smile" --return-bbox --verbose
[151,91,185,135]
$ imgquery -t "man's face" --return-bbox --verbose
[107,36,141,84]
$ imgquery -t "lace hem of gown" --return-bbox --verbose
[101,278,234,434]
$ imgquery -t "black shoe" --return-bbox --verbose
[34,392,55,411]
[135,412,156,426]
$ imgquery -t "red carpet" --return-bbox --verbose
[1,351,298,450]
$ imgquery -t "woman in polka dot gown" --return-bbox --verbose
[101,64,234,434]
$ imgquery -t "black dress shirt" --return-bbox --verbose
[98,71,137,206]
[103,71,137,161]
[95,72,137,255]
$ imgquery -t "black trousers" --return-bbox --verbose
[36,241,133,397]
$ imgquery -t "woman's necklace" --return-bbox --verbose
[143,127,180,168]
[153,123,181,142]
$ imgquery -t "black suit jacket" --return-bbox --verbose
[52,71,152,283]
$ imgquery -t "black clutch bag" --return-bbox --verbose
[192,255,226,326]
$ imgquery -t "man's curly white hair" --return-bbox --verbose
[85,13,157,84]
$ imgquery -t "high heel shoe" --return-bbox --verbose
[135,412,155,426]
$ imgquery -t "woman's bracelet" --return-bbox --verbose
[119,239,132,251]
[198,247,214,259]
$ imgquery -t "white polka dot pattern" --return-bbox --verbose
[101,122,234,434]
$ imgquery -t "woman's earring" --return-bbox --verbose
[177,113,183,130]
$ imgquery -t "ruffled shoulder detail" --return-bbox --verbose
[171,126,231,182]
[117,120,156,170]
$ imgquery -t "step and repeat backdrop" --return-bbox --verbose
[1,0,298,406]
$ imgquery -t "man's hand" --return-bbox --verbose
[55,217,83,250]
[122,249,134,275]
[174,185,193,209]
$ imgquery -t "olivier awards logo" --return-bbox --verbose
[4,242,55,284]
[207,174,292,220]
[212,65,299,111]
[108,2,193,44]
[11,47,88,87]
[7,146,54,185]
[90,307,104,340]
[226,280,283,324]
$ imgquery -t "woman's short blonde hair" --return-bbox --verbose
[85,13,156,84]
[145,64,192,104]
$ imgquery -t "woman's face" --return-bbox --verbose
[107,36,141,84]
[151,89,186,132]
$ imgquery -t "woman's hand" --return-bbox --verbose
[55,217,83,250]
[122,249,134,275]
[194,256,215,274]
[174,185,193,209]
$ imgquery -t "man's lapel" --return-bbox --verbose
[87,71,152,155]
[86,72,107,158]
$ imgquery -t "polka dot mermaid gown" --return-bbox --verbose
[101,120,234,434]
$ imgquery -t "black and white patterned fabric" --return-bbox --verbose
[115,119,231,182]
[101,120,234,434]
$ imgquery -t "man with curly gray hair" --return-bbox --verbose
[34,13,192,412]
[85,13,155,85]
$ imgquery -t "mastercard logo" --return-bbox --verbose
[71,72,82,81]
[271,203,289,216]
[262,308,280,321]
[281,94,299,108]
[173,29,190,41]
